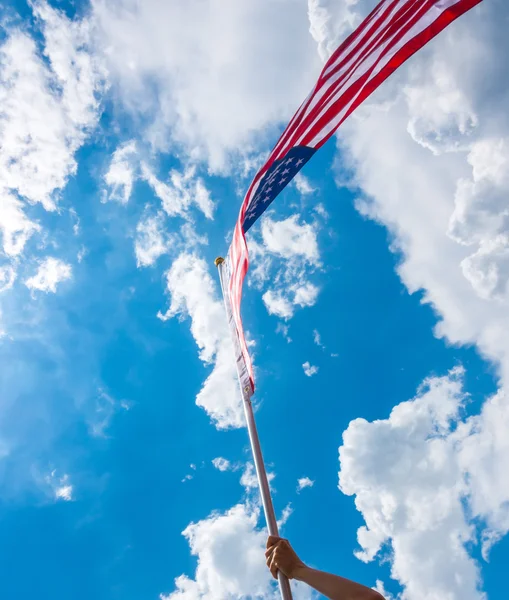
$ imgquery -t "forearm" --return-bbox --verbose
[294,566,384,600]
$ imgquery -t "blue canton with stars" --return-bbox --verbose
[242,145,316,233]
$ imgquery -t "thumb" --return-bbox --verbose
[266,535,282,548]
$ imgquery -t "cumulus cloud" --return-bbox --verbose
[92,0,321,171]
[160,504,276,600]
[158,253,242,429]
[160,499,315,600]
[339,369,489,600]
[302,362,319,377]
[405,59,478,155]
[25,258,72,293]
[297,477,314,492]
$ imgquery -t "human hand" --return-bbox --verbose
[265,536,307,580]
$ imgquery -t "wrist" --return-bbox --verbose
[293,563,310,582]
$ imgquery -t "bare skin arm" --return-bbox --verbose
[265,536,384,600]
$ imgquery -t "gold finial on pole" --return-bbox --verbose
[214,257,225,267]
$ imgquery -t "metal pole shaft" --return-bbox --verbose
[216,259,293,600]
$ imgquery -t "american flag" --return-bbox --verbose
[222,0,482,397]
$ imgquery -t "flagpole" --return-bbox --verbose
[215,257,293,600]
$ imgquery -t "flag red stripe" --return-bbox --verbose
[282,0,433,154]
[299,0,437,147]
[306,0,482,148]
[270,0,408,163]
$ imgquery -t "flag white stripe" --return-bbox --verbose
[275,0,423,158]
[293,1,435,149]
[322,0,414,78]
[270,0,410,161]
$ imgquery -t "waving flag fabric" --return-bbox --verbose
[224,0,482,397]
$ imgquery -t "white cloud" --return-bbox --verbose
[141,164,214,220]
[294,173,316,196]
[160,500,315,600]
[458,388,509,561]
[262,290,294,320]
[135,212,172,267]
[302,362,319,377]
[25,257,72,294]
[374,581,395,600]
[307,0,361,62]
[212,457,232,472]
[0,0,104,334]
[313,329,324,348]
[0,265,16,293]
[92,0,321,171]
[293,283,319,308]
[104,142,215,222]
[160,503,276,600]
[0,1,104,258]
[253,215,321,320]
[0,195,41,258]
[158,253,242,429]
[45,471,74,502]
[276,322,292,343]
[405,60,478,155]
[55,484,73,501]
[339,369,487,600]
[297,477,314,492]
[261,216,319,265]
[104,140,137,204]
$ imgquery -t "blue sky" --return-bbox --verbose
[1,1,508,599]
